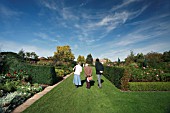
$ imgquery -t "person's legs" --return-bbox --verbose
[97,74,102,88]
[77,75,81,86]
[73,74,80,88]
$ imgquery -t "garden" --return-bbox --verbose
[0,46,74,113]
[0,47,170,113]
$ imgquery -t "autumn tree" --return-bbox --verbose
[77,55,85,64]
[54,45,75,66]
[86,54,93,64]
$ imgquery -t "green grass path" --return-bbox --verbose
[23,67,170,113]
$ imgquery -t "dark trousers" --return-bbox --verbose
[86,77,90,89]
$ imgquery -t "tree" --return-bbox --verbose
[144,52,163,68]
[118,57,120,66]
[18,49,25,60]
[25,52,31,61]
[135,53,145,67]
[125,50,135,65]
[54,45,75,66]
[77,55,85,64]
[86,54,93,64]
[162,50,170,62]
[30,52,38,60]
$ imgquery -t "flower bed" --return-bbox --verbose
[0,72,44,113]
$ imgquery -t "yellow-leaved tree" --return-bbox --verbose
[54,45,75,66]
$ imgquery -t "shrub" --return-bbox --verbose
[121,69,131,91]
[103,66,125,88]
[55,69,64,77]
[129,82,170,91]
[128,66,170,82]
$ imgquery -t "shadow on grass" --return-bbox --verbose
[81,79,86,86]
[90,80,95,86]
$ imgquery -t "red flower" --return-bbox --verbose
[6,72,11,77]
[14,71,17,74]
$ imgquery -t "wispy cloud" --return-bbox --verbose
[34,32,59,43]
[37,0,147,45]
[0,4,21,18]
[116,14,170,46]
[0,40,54,57]
[111,0,141,11]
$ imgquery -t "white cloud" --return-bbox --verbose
[34,32,59,43]
[40,0,58,10]
[111,0,141,11]
[0,40,54,57]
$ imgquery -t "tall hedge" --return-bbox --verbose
[103,66,125,88]
[1,52,57,85]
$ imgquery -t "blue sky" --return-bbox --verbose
[0,0,170,61]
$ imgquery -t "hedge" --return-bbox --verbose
[1,52,57,85]
[129,82,170,91]
[103,66,125,88]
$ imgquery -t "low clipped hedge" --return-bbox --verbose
[129,82,170,91]
[103,66,125,88]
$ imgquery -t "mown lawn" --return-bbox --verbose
[23,67,170,113]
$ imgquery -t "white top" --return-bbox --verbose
[74,64,82,75]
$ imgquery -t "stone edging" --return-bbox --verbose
[12,73,73,113]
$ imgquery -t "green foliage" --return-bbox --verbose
[25,65,57,85]
[1,52,57,85]
[121,69,131,91]
[129,82,170,91]
[103,66,125,88]
[145,52,163,68]
[128,66,170,82]
[18,49,25,60]
[55,69,64,77]
[55,65,73,76]
[37,60,53,66]
[162,50,170,62]
[0,80,19,92]
[86,54,93,64]
[125,50,135,65]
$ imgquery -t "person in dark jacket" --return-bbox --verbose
[95,58,104,88]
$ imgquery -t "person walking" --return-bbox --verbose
[95,58,104,88]
[84,63,92,89]
[73,62,82,88]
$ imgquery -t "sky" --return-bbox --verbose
[0,0,170,61]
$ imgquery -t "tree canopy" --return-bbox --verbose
[77,55,85,64]
[54,45,75,65]
[86,54,93,64]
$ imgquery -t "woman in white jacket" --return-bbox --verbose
[73,62,82,88]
